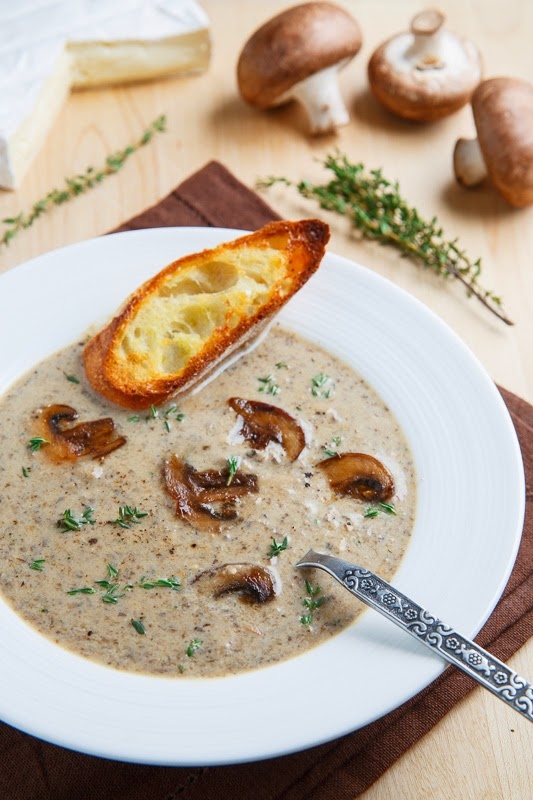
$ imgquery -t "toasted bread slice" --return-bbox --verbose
[83,219,330,409]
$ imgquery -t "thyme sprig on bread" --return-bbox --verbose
[1,115,167,249]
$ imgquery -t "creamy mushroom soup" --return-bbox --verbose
[0,325,416,677]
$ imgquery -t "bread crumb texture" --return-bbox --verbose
[83,219,330,408]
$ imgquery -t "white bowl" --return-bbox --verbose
[0,227,524,765]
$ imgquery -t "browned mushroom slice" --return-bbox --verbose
[37,404,126,461]
[228,397,305,461]
[317,452,395,502]
[193,563,280,604]
[163,454,258,532]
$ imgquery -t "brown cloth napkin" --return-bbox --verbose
[1,162,532,800]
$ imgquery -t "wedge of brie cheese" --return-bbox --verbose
[0,0,211,190]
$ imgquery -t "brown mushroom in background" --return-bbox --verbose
[368,8,482,121]
[193,563,281,604]
[236,2,362,135]
[453,77,533,207]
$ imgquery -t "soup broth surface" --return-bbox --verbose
[0,325,416,677]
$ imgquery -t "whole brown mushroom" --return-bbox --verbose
[453,77,533,207]
[236,2,362,135]
[368,8,482,122]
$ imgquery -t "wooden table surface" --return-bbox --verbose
[1,1,531,797]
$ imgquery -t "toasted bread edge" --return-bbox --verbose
[83,219,330,409]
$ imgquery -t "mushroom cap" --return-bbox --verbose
[237,2,362,109]
[368,11,482,122]
[471,77,533,207]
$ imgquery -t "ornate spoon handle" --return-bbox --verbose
[296,549,533,723]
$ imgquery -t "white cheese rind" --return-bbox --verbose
[0,0,211,190]
[0,49,73,190]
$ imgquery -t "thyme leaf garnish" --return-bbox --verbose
[258,374,280,395]
[268,535,289,557]
[138,577,181,590]
[300,581,325,625]
[1,115,167,249]
[323,436,342,457]
[112,505,149,529]
[28,436,48,452]
[131,618,146,635]
[186,637,203,657]
[67,566,181,603]
[258,153,512,325]
[226,455,240,486]
[57,507,95,532]
[363,501,397,518]
[99,582,124,604]
[164,404,185,422]
[311,372,333,398]
[145,402,184,430]
[29,559,45,571]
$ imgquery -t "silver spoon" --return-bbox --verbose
[296,549,533,723]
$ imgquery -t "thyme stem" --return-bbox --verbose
[1,114,167,249]
[258,153,512,325]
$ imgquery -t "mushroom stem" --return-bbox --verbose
[407,9,446,68]
[411,8,445,37]
[453,136,488,187]
[289,64,350,135]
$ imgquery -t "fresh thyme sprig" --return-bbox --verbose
[258,153,512,325]
[1,115,167,249]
